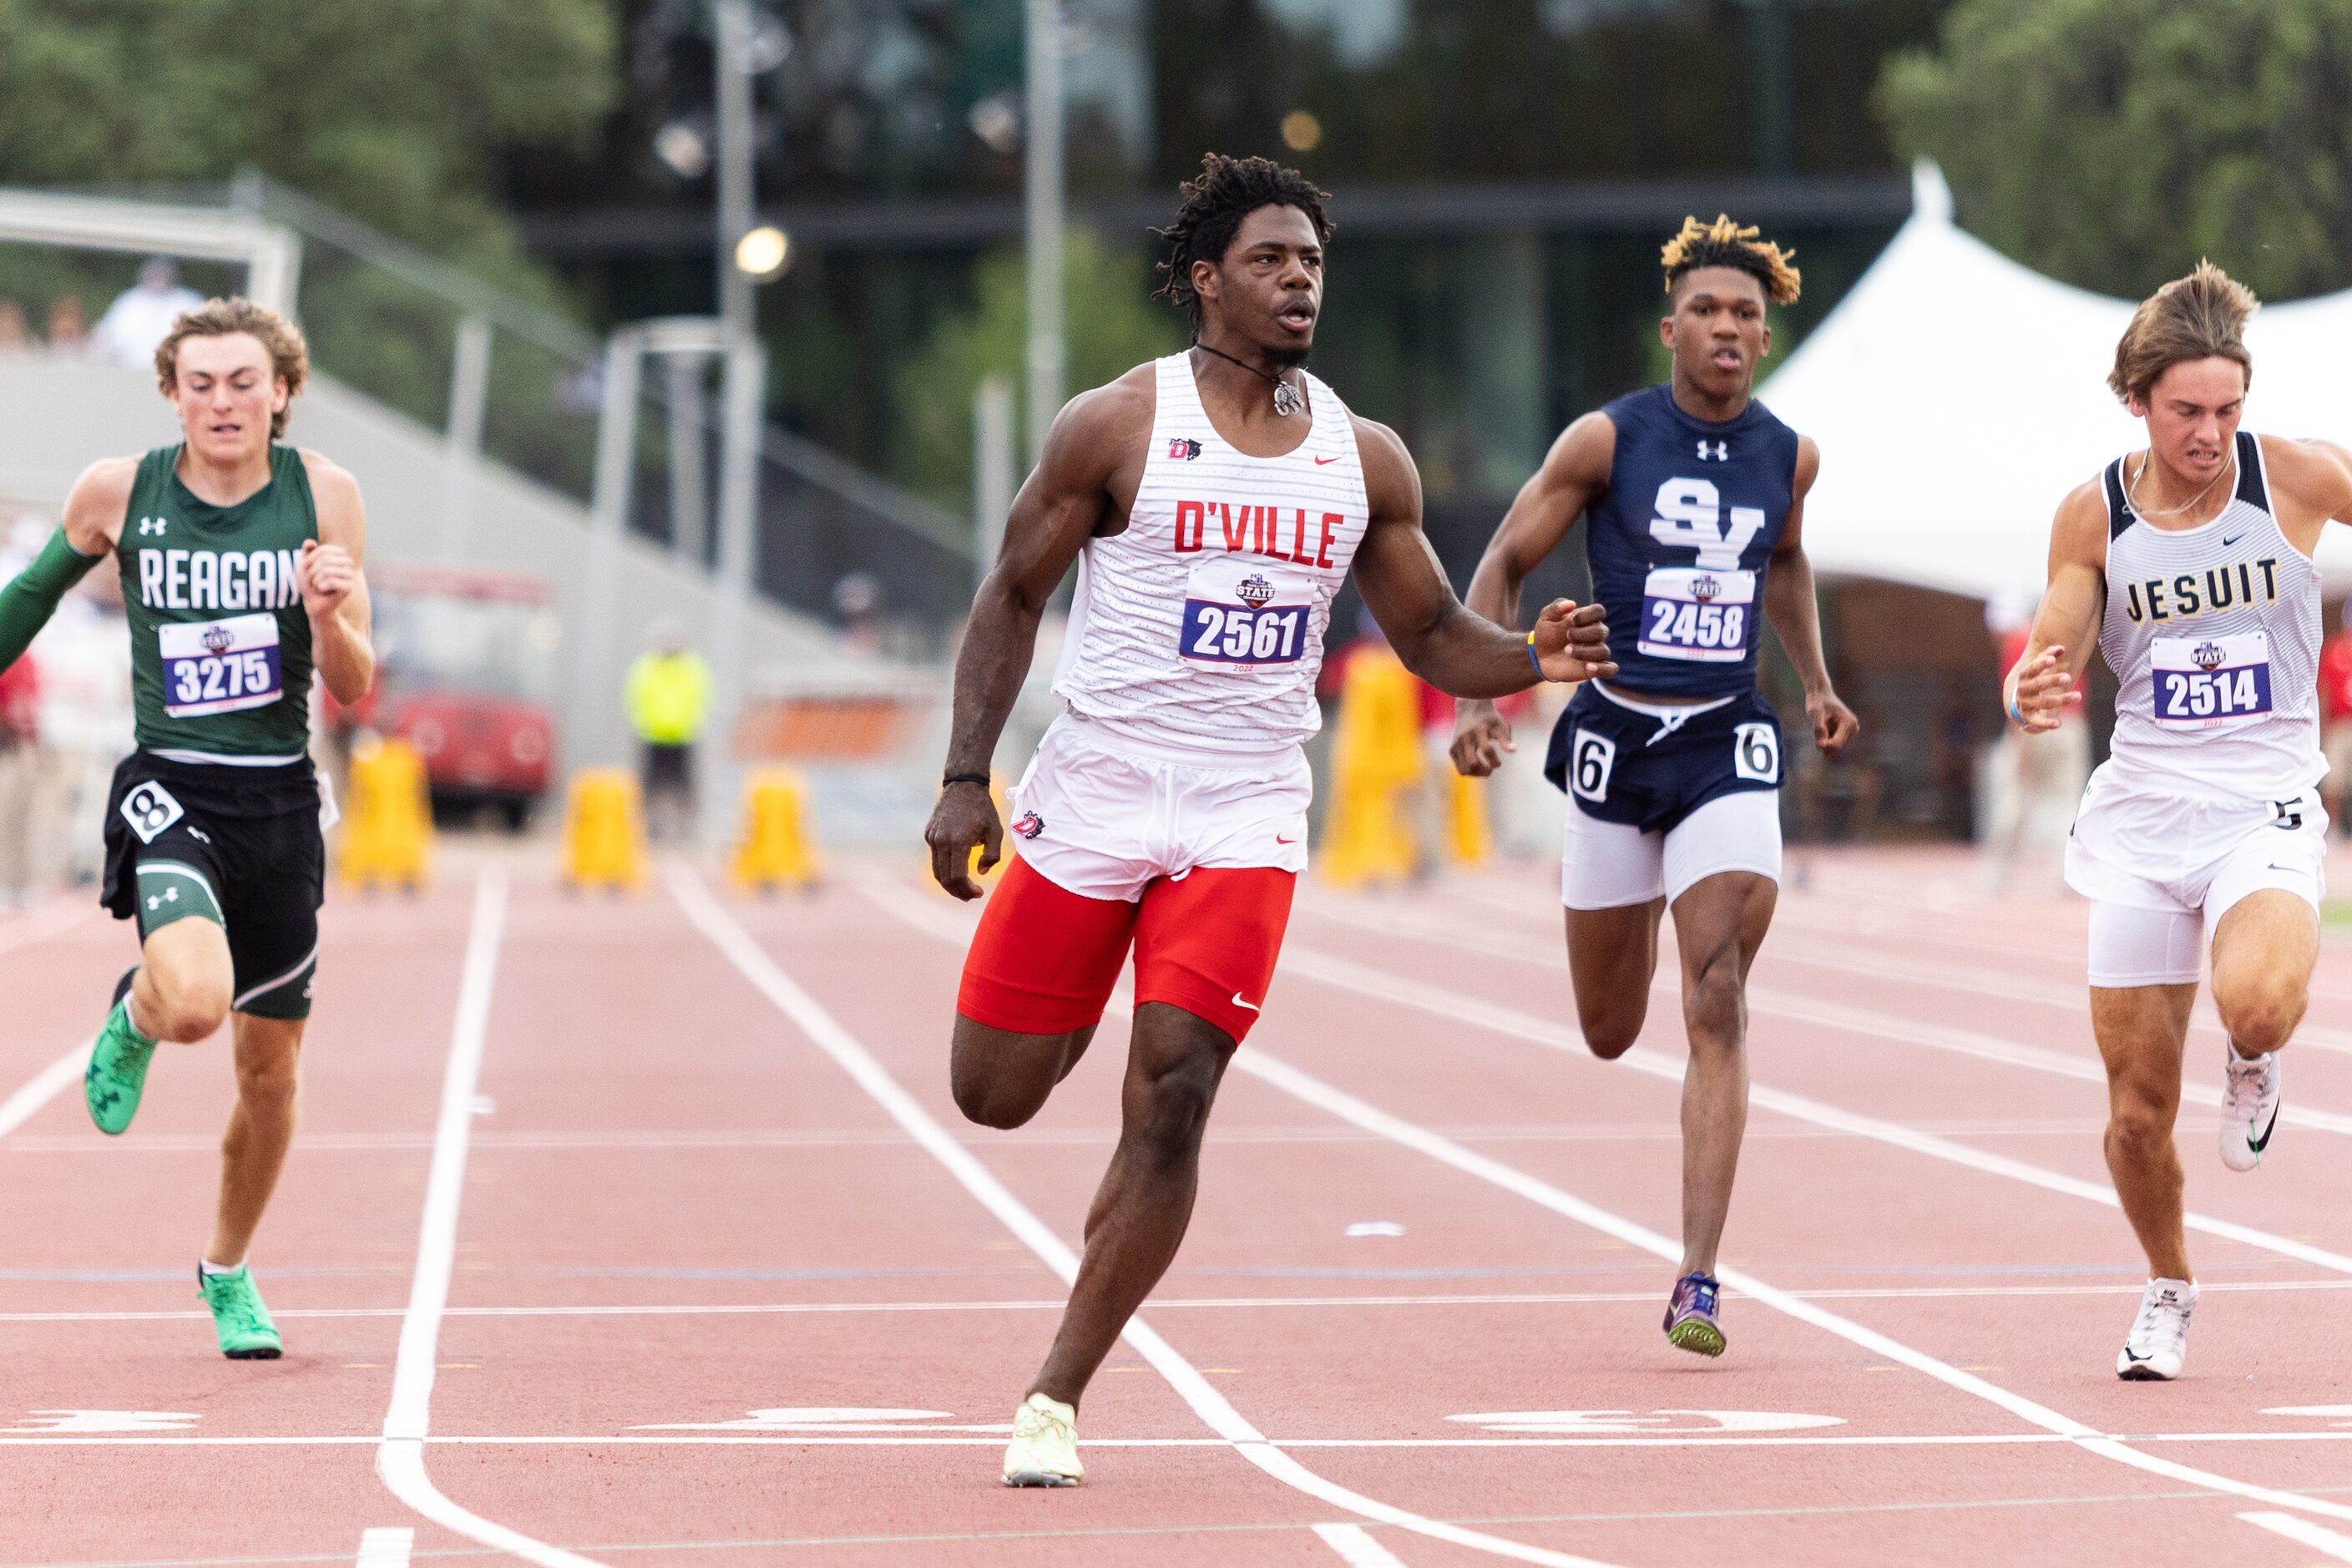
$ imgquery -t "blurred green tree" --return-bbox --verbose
[893,229,1184,508]
[0,0,613,278]
[1880,0,2352,300]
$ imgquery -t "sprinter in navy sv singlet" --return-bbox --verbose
[1452,216,1859,1360]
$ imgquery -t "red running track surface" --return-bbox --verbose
[6,842,2352,1566]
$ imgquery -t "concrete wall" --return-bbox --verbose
[0,350,850,771]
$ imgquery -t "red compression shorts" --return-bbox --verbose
[956,856,1295,1043]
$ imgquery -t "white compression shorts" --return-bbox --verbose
[1560,787,1782,910]
[2068,771,2326,988]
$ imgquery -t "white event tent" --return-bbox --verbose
[1760,161,2352,610]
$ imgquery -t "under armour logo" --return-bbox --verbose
[137,517,168,536]
[1697,440,1728,462]
[144,888,180,912]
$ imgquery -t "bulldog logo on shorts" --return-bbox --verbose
[1012,810,1044,840]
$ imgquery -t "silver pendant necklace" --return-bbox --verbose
[1195,341,1303,417]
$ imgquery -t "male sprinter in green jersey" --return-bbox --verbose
[0,297,374,1358]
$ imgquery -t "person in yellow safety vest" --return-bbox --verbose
[624,621,713,843]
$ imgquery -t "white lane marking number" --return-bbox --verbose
[1449,1408,1844,1434]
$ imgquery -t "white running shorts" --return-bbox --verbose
[1560,787,1783,911]
[2067,771,2327,988]
[1006,715,1312,903]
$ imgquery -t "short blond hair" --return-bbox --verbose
[154,297,309,439]
[2109,262,2256,407]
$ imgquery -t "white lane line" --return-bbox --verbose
[375,873,604,1568]
[1282,943,2352,1279]
[0,1039,94,1141]
[1315,1522,1410,1565]
[13,1276,2352,1325]
[857,876,2352,1529]
[676,867,1626,1568]
[2239,1510,2352,1562]
[19,1428,2352,1449]
[354,1526,412,1568]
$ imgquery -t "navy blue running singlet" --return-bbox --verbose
[1585,383,1799,701]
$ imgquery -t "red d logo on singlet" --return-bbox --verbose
[1012,810,1044,840]
[1168,438,1201,461]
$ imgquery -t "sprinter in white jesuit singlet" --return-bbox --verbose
[2010,263,2352,1380]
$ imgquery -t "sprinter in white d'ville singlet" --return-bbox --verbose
[922,154,1614,1487]
[2010,263,2352,1383]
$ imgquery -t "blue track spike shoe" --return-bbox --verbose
[85,969,157,1137]
[1664,1271,1726,1358]
[199,1264,283,1359]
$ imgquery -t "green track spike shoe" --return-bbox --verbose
[199,1264,283,1359]
[85,969,157,1137]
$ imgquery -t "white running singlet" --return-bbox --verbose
[2094,429,2322,799]
[1050,353,1371,756]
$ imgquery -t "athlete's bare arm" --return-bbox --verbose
[2254,433,2352,551]
[2006,482,2108,733]
[1351,412,1613,710]
[297,451,375,706]
[925,369,1155,900]
[1762,437,1859,754]
[60,456,140,554]
[1449,412,1616,776]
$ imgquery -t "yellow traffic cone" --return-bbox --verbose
[731,767,822,892]
[562,769,649,892]
[1321,646,1423,888]
[337,735,433,893]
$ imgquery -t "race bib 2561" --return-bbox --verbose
[1180,559,1314,667]
[1637,566,1755,664]
[2152,631,2271,727]
[158,612,283,719]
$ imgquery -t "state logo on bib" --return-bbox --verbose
[159,611,284,719]
[1180,558,1314,667]
[2152,630,2271,727]
[1637,565,1756,663]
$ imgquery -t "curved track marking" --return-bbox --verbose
[857,875,2352,1530]
[676,867,1629,1568]
[376,873,605,1568]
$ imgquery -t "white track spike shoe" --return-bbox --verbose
[2219,1044,2281,1173]
[1002,1392,1082,1487]
[2117,1277,2197,1381]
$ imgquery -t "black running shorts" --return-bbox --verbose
[100,752,326,1020]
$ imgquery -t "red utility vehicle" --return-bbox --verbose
[334,564,560,830]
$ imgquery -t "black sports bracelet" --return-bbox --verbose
[942,772,992,789]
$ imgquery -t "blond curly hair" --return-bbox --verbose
[154,296,310,439]
[1660,215,1802,306]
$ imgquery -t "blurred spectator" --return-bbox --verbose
[92,258,204,369]
[45,294,88,351]
[1978,599,2087,893]
[831,570,882,653]
[2320,604,2352,834]
[0,300,28,351]
[625,620,712,843]
[0,649,39,907]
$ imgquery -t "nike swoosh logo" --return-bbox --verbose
[1231,994,1261,1013]
[1314,455,1340,465]
[2223,534,2245,546]
[2268,862,2295,871]
[2122,1348,2152,1362]
[2250,1098,2280,1153]
[1276,834,1298,844]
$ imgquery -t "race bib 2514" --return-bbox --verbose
[2152,631,2271,727]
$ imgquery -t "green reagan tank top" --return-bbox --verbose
[118,444,318,761]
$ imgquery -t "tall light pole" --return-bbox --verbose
[1024,0,1065,467]
[716,0,758,345]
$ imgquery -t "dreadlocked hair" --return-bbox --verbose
[1660,215,1802,306]
[1153,153,1334,331]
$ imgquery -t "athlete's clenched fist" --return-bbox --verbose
[926,780,1003,901]
[297,539,357,618]
[1529,597,1616,685]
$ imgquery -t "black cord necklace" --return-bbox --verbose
[1194,341,1303,417]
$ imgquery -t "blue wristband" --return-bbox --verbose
[2008,697,2026,726]
[1526,630,1546,681]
